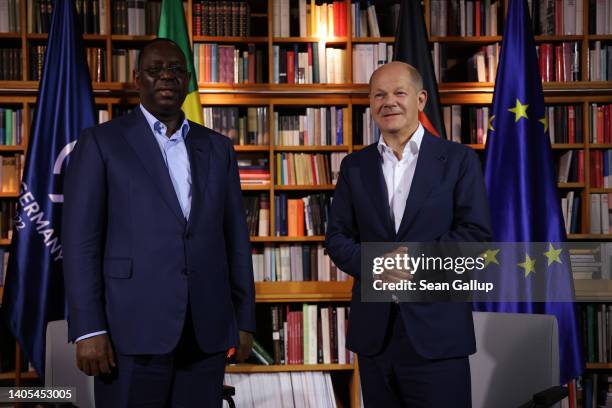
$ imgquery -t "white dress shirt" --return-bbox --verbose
[377,123,424,233]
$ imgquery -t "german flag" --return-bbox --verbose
[158,0,203,124]
[393,0,446,138]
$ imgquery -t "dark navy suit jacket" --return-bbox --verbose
[62,108,255,356]
[325,130,491,359]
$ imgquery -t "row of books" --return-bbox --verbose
[570,245,612,280]
[557,150,584,184]
[97,109,110,124]
[589,193,612,234]
[86,47,106,82]
[75,0,107,34]
[0,0,20,32]
[580,303,612,363]
[591,104,612,144]
[26,0,110,34]
[203,106,269,145]
[590,150,612,189]
[26,0,52,33]
[268,304,352,365]
[244,193,270,236]
[223,372,337,408]
[352,106,380,146]
[0,201,16,240]
[193,0,251,37]
[0,155,22,193]
[273,107,347,146]
[589,41,612,82]
[432,43,499,83]
[527,0,583,35]
[430,0,501,36]
[275,193,329,237]
[272,0,348,38]
[251,244,349,282]
[238,159,270,186]
[443,105,491,145]
[437,104,600,145]
[274,152,346,185]
[0,108,23,146]
[562,191,581,234]
[0,249,7,286]
[589,0,612,34]
[29,44,46,81]
[112,0,161,35]
[0,48,20,81]
[578,373,612,408]
[193,43,265,84]
[545,105,584,144]
[111,49,139,82]
[272,44,346,84]
[537,42,580,82]
[351,1,399,38]
[352,43,394,84]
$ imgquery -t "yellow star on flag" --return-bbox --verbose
[488,115,495,132]
[539,116,548,133]
[481,248,500,267]
[543,243,563,266]
[508,99,529,122]
[518,254,536,277]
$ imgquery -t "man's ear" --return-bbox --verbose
[417,89,428,111]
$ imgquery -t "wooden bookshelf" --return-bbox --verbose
[0,371,37,381]
[226,363,354,373]
[192,36,269,43]
[274,184,336,190]
[249,236,325,243]
[0,0,610,404]
[574,280,612,301]
[240,184,270,191]
[429,35,502,43]
[585,363,612,370]
[255,281,352,302]
[273,145,349,152]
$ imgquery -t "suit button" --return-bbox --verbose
[182,268,190,275]
[184,232,193,240]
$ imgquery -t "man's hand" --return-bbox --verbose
[235,330,253,363]
[375,246,413,284]
[76,334,116,376]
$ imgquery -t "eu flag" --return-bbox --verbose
[2,0,95,378]
[474,0,584,384]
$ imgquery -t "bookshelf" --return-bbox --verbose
[0,0,610,405]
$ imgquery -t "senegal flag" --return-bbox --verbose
[158,0,203,124]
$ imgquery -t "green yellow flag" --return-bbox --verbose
[158,0,203,124]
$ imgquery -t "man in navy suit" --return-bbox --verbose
[62,38,255,407]
[325,62,491,407]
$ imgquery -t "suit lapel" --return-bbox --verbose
[396,132,446,239]
[122,108,185,224]
[361,145,395,238]
[185,126,211,229]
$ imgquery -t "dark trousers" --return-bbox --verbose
[358,306,472,408]
[94,308,226,408]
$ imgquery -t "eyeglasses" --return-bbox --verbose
[142,65,188,78]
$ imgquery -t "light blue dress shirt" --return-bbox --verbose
[75,104,192,343]
[139,104,192,220]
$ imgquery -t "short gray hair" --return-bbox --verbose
[368,61,423,91]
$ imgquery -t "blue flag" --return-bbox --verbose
[2,0,95,379]
[473,0,584,384]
